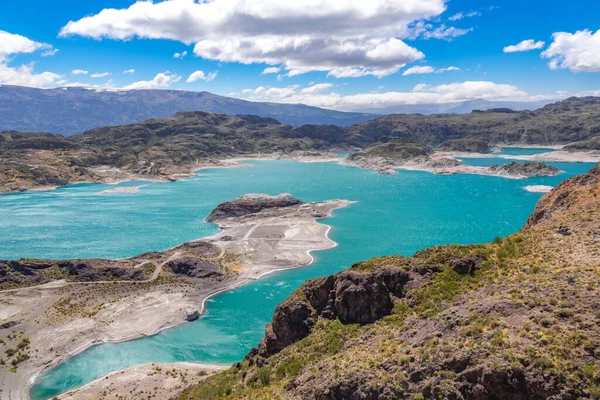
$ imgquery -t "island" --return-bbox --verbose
[343,139,562,178]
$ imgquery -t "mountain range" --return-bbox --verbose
[0,85,561,136]
[0,85,374,135]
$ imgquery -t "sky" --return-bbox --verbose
[1,0,600,112]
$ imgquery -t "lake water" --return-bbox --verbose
[2,155,591,399]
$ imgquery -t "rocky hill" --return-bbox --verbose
[344,97,600,147]
[436,138,493,153]
[0,85,374,135]
[178,163,600,400]
[564,136,600,152]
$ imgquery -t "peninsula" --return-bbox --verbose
[0,195,352,398]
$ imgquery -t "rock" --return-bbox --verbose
[0,320,21,329]
[448,254,483,275]
[185,309,200,322]
[334,271,393,324]
[437,138,492,153]
[258,299,316,357]
[166,258,224,279]
[489,162,561,178]
[206,197,304,222]
[556,226,572,236]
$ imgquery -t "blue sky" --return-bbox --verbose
[1,0,599,112]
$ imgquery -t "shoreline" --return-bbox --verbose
[23,199,353,400]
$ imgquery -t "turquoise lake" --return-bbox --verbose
[0,155,591,399]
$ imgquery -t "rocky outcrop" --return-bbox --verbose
[489,161,561,178]
[563,136,600,152]
[525,163,600,229]
[205,197,304,222]
[345,139,434,173]
[166,258,224,279]
[256,255,479,358]
[437,138,493,153]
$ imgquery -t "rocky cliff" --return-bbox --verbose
[178,163,600,400]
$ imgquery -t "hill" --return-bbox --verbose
[344,97,600,147]
[0,85,374,135]
[178,163,600,399]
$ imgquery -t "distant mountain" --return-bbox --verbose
[0,85,375,136]
[355,98,558,115]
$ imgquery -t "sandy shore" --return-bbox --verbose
[0,196,352,400]
[523,185,554,193]
[55,362,229,399]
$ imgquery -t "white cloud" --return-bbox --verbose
[542,29,600,72]
[300,83,332,94]
[41,48,59,57]
[403,66,435,75]
[174,51,188,59]
[504,39,545,53]
[59,0,448,78]
[0,30,62,88]
[123,69,135,74]
[403,65,460,75]
[423,25,472,41]
[72,69,88,75]
[0,30,54,57]
[122,72,181,90]
[262,67,281,75]
[448,11,481,21]
[186,70,218,83]
[90,72,111,78]
[236,81,561,112]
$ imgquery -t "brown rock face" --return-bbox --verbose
[205,198,303,222]
[259,299,316,356]
[166,258,224,279]
[334,271,393,324]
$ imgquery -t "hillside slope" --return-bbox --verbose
[0,85,374,135]
[344,97,600,147]
[179,164,600,400]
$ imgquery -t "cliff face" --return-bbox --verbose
[179,163,600,400]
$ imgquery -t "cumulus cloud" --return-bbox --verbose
[0,30,62,87]
[262,67,281,75]
[122,72,181,90]
[90,72,111,78]
[236,80,558,112]
[123,69,135,74]
[186,70,218,83]
[541,29,600,72]
[402,65,460,76]
[504,39,545,53]
[174,51,187,59]
[58,0,449,78]
[72,69,88,75]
